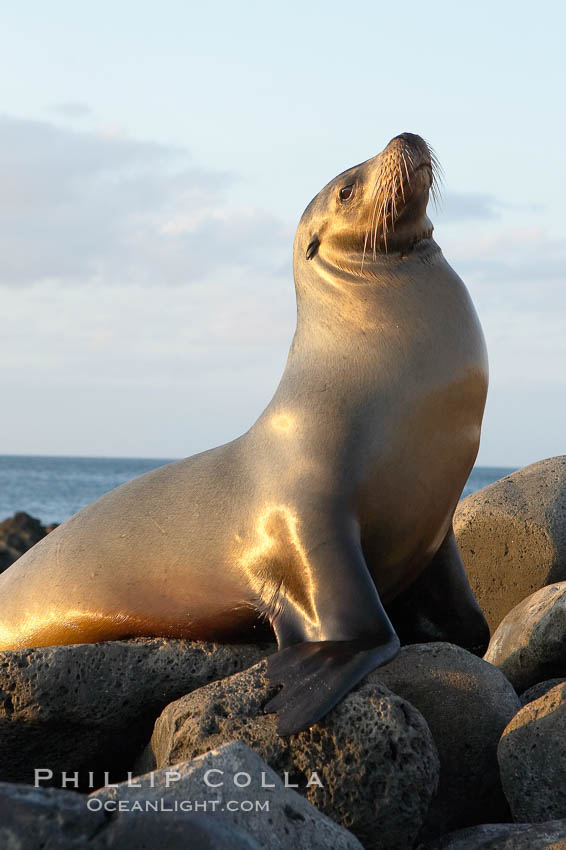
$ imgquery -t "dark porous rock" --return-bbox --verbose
[144,659,440,850]
[498,682,566,822]
[0,638,271,786]
[520,678,566,706]
[0,781,105,848]
[94,742,363,850]
[418,819,566,849]
[454,456,566,632]
[0,512,57,573]
[0,779,260,849]
[371,643,521,840]
[485,582,566,693]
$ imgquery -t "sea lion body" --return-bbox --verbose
[0,133,490,734]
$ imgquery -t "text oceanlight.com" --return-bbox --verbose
[34,766,325,815]
[87,798,271,813]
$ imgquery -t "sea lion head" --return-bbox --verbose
[295,132,441,275]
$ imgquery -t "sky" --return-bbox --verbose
[0,0,564,466]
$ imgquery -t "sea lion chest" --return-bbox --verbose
[350,251,488,595]
[275,247,488,598]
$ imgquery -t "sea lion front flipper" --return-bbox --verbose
[259,530,400,734]
[265,636,400,736]
[387,525,490,656]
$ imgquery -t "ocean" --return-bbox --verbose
[0,455,516,526]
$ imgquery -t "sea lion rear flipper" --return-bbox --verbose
[265,635,400,736]
[387,525,490,656]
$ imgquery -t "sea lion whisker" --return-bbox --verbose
[361,229,370,271]
[370,173,381,201]
[369,188,380,246]
[428,153,444,211]
[398,164,406,202]
[431,183,441,210]
[367,178,379,242]
[376,194,389,254]
[390,176,398,230]
[402,152,411,183]
[369,184,384,252]
[425,140,445,185]
[372,196,383,257]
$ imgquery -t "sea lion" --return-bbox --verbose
[0,132,490,735]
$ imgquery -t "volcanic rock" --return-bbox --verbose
[454,456,566,631]
[498,681,566,822]
[142,658,440,850]
[485,582,566,692]
[94,742,364,850]
[0,638,271,786]
[0,512,56,573]
[372,642,520,839]
[419,819,566,849]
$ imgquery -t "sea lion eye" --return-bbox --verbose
[339,184,354,202]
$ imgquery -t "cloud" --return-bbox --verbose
[436,190,544,226]
[436,191,502,221]
[437,223,566,398]
[446,226,566,291]
[50,102,93,119]
[0,115,291,287]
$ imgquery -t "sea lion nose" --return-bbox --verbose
[392,132,424,146]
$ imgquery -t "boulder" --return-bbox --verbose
[142,658,440,850]
[0,781,104,849]
[0,638,271,786]
[0,512,57,573]
[372,643,521,839]
[454,456,566,631]
[485,582,566,692]
[92,812,261,849]
[0,779,259,849]
[419,820,566,849]
[94,742,363,850]
[498,682,566,821]
[520,678,566,706]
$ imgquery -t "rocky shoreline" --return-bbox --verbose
[1,456,566,848]
[0,511,58,574]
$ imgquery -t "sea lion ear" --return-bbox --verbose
[306,235,320,260]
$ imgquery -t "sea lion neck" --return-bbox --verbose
[291,238,443,346]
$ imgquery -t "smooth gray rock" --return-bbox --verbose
[0,780,259,849]
[498,682,566,821]
[373,643,520,839]
[0,638,271,785]
[485,582,566,692]
[93,812,261,849]
[143,659,440,850]
[94,741,363,850]
[520,678,566,706]
[454,456,566,631]
[419,819,566,849]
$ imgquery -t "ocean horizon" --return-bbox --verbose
[0,455,517,526]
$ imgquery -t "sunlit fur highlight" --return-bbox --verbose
[361,138,444,270]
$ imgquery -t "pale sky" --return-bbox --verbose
[1,0,564,466]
